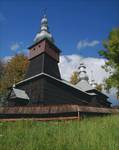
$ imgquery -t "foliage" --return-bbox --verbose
[0,59,4,80]
[0,54,29,104]
[0,115,119,150]
[95,84,103,92]
[70,71,79,85]
[99,28,119,98]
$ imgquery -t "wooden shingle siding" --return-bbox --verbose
[0,105,119,120]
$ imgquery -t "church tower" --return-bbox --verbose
[25,15,61,79]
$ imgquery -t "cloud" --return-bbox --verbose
[10,42,21,51]
[2,56,13,63]
[0,12,6,23]
[77,40,100,50]
[59,54,119,105]
[59,54,109,84]
[10,42,29,55]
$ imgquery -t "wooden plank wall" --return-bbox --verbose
[0,104,119,115]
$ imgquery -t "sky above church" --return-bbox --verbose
[0,0,119,58]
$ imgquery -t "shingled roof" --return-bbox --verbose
[76,80,94,91]
[10,88,30,100]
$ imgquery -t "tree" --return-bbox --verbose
[70,71,79,85]
[0,53,29,105]
[95,84,103,92]
[0,59,4,79]
[99,28,119,98]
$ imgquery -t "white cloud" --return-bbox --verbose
[77,40,100,50]
[10,42,29,55]
[59,54,109,84]
[11,42,20,51]
[0,12,6,23]
[59,54,119,105]
[2,56,12,63]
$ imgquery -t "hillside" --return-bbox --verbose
[0,115,119,150]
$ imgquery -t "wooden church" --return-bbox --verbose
[7,15,111,108]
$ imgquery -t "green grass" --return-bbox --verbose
[0,115,119,150]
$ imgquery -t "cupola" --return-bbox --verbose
[34,15,54,43]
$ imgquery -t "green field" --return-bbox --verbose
[0,115,119,150]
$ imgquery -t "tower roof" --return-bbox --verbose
[34,15,54,43]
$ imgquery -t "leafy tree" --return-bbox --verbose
[99,28,119,98]
[0,59,4,79]
[70,71,79,85]
[95,84,103,92]
[0,54,29,105]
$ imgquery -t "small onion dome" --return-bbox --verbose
[41,15,48,24]
[41,15,48,31]
[34,15,54,43]
[79,72,89,81]
[92,82,97,88]
[78,63,89,81]
[90,79,97,88]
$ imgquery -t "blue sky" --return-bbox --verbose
[0,0,119,58]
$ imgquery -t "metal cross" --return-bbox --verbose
[42,8,47,16]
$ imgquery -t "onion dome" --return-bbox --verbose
[90,80,97,88]
[34,15,54,43]
[78,63,89,82]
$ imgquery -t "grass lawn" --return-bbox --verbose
[0,115,119,150]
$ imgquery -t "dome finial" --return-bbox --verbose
[41,8,48,31]
[42,8,47,17]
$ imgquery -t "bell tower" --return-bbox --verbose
[25,15,61,79]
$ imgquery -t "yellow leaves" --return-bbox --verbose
[95,84,102,92]
[70,71,79,85]
[0,54,29,95]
